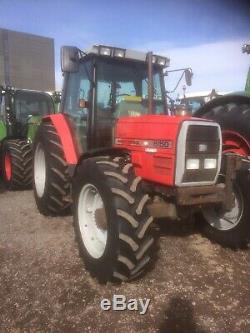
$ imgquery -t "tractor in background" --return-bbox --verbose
[32,44,249,283]
[194,44,250,247]
[0,86,54,189]
[179,89,228,114]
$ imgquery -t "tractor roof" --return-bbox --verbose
[84,44,170,67]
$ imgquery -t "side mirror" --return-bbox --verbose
[184,69,193,86]
[61,46,79,73]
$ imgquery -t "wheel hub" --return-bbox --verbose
[202,183,243,231]
[34,143,46,198]
[95,208,108,230]
[4,153,12,181]
[78,184,108,259]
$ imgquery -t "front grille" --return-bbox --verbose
[186,125,220,154]
[175,121,222,186]
[186,125,219,141]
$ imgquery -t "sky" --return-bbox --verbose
[0,0,249,95]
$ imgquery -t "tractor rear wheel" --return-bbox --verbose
[33,122,71,216]
[1,139,32,190]
[195,95,250,143]
[199,173,250,248]
[73,156,157,283]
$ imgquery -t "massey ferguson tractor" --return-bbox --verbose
[0,86,54,189]
[33,45,250,283]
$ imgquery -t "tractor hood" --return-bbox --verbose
[115,114,213,147]
[115,114,220,187]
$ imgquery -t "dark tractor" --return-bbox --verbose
[194,44,250,247]
[0,86,54,189]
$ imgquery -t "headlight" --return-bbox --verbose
[99,46,112,56]
[151,55,170,67]
[204,158,217,169]
[152,55,157,64]
[186,158,200,170]
[113,48,126,58]
[156,56,168,66]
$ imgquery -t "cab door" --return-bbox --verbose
[62,61,92,154]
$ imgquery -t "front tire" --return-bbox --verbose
[1,139,32,190]
[199,173,250,248]
[33,122,71,216]
[73,156,156,283]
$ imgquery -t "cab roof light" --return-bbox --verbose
[113,47,126,58]
[87,45,170,67]
[148,54,170,67]
[156,56,169,67]
[99,45,112,56]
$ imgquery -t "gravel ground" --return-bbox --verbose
[0,185,249,333]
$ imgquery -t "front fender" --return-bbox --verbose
[42,114,79,165]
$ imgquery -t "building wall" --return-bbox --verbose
[0,29,55,91]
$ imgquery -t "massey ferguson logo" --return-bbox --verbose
[115,138,172,149]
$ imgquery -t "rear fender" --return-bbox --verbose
[42,114,78,165]
[222,130,250,157]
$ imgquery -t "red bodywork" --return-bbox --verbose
[43,113,217,186]
[43,114,79,164]
[115,115,190,186]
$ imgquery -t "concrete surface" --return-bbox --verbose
[0,187,249,333]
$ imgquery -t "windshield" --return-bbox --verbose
[14,91,54,124]
[96,59,165,117]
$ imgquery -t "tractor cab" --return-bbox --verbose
[60,45,169,153]
[0,87,54,140]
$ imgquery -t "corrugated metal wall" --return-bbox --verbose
[0,29,55,91]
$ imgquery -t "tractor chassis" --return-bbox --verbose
[65,153,245,221]
[143,154,245,220]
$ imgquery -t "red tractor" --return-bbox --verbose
[33,45,250,283]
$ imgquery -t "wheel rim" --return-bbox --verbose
[78,184,108,259]
[202,183,244,231]
[4,152,12,181]
[34,143,46,198]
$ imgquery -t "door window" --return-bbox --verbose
[64,62,92,153]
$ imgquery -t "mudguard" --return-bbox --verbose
[42,114,78,165]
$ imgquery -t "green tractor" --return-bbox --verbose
[0,86,54,189]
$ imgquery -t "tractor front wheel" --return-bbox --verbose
[33,122,71,216]
[73,156,157,283]
[1,139,32,190]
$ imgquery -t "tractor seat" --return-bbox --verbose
[115,96,146,118]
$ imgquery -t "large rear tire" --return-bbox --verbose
[195,96,250,247]
[199,173,250,248]
[1,139,32,190]
[73,156,157,283]
[33,122,71,216]
[195,95,250,142]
